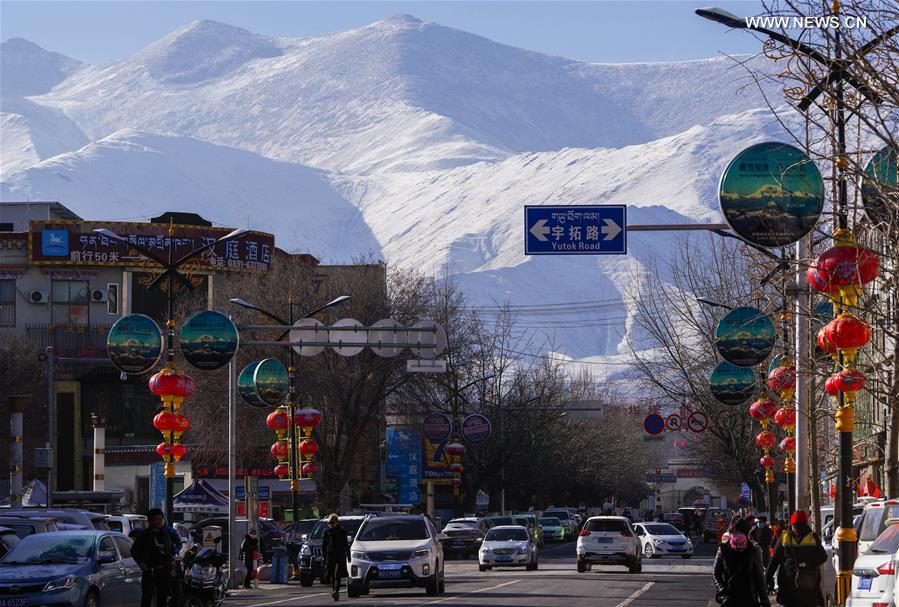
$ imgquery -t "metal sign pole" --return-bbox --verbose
[228,356,238,588]
[46,347,55,508]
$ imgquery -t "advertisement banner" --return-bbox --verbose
[460,414,492,444]
[423,435,453,481]
[714,306,776,367]
[179,310,239,371]
[107,314,163,374]
[150,463,166,511]
[386,427,421,504]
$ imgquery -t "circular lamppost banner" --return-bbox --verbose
[862,145,898,228]
[719,142,824,247]
[107,314,163,374]
[179,310,239,371]
[237,361,266,408]
[423,412,453,444]
[254,358,289,406]
[460,414,492,444]
[714,306,776,367]
[709,361,757,406]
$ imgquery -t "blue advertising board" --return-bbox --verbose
[150,463,166,511]
[524,205,626,255]
[387,427,421,504]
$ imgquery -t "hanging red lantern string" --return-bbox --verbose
[148,369,193,476]
[807,241,879,307]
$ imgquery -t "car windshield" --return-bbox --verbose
[539,518,561,526]
[486,517,513,526]
[288,520,318,540]
[2,534,93,564]
[664,514,684,521]
[644,524,681,536]
[545,511,570,521]
[132,519,148,531]
[1,523,36,539]
[585,519,627,532]
[107,521,123,532]
[357,519,428,542]
[867,524,899,554]
[860,507,887,542]
[310,519,365,541]
[486,528,529,542]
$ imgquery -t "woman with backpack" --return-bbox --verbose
[714,525,771,607]
[766,511,828,607]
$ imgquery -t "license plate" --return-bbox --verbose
[669,546,685,551]
[597,537,613,543]
[496,556,512,562]
[379,568,403,579]
[858,577,872,590]
[0,600,28,607]
[452,540,465,545]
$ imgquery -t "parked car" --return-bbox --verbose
[856,499,899,555]
[0,530,142,607]
[576,516,642,573]
[512,514,544,548]
[0,515,59,538]
[634,522,693,559]
[285,518,319,569]
[105,514,147,535]
[481,515,514,529]
[440,518,485,558]
[539,516,566,542]
[298,515,368,586]
[661,513,686,532]
[849,518,899,606]
[347,514,446,597]
[3,509,109,530]
[0,526,21,558]
[543,508,577,538]
[478,525,539,571]
[190,517,283,562]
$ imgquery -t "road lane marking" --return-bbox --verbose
[614,581,654,607]
[421,579,521,605]
[245,592,329,607]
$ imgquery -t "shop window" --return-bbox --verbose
[0,279,14,326]
[51,280,89,325]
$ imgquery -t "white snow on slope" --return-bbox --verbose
[0,37,84,97]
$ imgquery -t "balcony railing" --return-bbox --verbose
[26,324,112,358]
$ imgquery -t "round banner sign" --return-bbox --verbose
[106,314,163,374]
[460,414,492,444]
[719,142,824,247]
[422,413,453,444]
[179,310,239,371]
[862,145,898,228]
[709,361,757,406]
[715,306,776,367]
[237,361,266,408]
[254,358,289,406]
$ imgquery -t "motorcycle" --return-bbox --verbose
[181,540,229,607]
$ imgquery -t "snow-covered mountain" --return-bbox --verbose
[0,16,787,362]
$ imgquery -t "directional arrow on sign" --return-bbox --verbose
[601,218,621,241]
[529,219,550,241]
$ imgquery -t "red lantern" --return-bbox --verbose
[302,462,318,475]
[451,478,462,487]
[759,455,775,467]
[817,326,837,354]
[749,399,778,421]
[156,442,174,457]
[298,439,319,457]
[809,245,879,292]
[148,371,196,397]
[767,366,796,393]
[450,462,464,474]
[274,463,289,477]
[779,437,796,453]
[824,375,840,396]
[834,369,866,392]
[271,441,290,460]
[773,407,797,428]
[824,314,872,351]
[173,413,190,433]
[153,411,177,432]
[294,409,322,428]
[266,409,291,431]
[755,431,776,448]
[445,442,466,457]
[171,443,187,459]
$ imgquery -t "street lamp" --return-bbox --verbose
[230,295,350,526]
[95,224,247,519]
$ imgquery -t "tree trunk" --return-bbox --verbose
[885,296,899,497]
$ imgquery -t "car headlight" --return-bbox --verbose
[351,551,368,560]
[414,548,431,558]
[44,575,77,592]
[300,544,312,556]
[517,547,528,554]
[481,546,492,553]
[653,538,664,544]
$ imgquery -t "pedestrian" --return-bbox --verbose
[239,529,259,589]
[131,508,175,607]
[713,530,771,607]
[684,512,693,539]
[750,516,773,568]
[322,513,351,601]
[765,511,828,607]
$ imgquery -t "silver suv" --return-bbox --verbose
[347,515,446,597]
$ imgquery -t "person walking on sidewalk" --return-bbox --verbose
[322,514,351,601]
[713,531,771,607]
[766,511,828,607]
[750,516,773,568]
[131,508,175,607]
[239,529,259,589]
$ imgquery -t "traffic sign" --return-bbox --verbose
[643,414,664,436]
[687,412,709,433]
[524,205,626,255]
[665,414,682,432]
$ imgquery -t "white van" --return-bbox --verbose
[106,514,148,535]
[857,499,899,555]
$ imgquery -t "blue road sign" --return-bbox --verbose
[524,205,626,255]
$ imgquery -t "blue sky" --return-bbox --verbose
[2,1,767,64]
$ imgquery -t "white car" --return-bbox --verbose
[634,522,693,559]
[478,525,539,571]
[106,514,148,536]
[849,521,899,607]
[347,515,446,598]
[857,499,899,555]
[576,516,642,573]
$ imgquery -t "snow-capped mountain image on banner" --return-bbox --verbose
[0,15,786,363]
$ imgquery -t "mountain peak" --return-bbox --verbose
[0,37,83,96]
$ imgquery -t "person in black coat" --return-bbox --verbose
[750,516,774,567]
[322,514,351,601]
[714,531,771,607]
[766,511,828,607]
[131,508,175,607]
[239,530,259,589]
